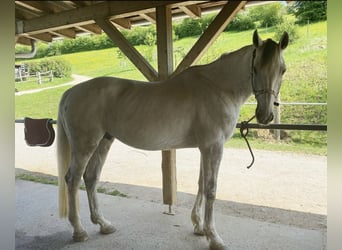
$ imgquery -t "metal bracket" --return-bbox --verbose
[163,205,175,216]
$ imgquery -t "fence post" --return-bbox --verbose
[274,93,281,140]
[18,69,23,82]
[36,72,42,84]
[49,70,53,82]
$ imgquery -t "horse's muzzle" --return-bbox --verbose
[256,112,274,125]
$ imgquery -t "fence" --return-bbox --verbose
[15,102,327,131]
[241,101,327,141]
[15,68,54,84]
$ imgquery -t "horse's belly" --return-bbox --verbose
[112,123,196,151]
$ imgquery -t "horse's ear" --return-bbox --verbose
[253,30,263,48]
[279,31,289,50]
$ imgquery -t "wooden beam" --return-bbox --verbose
[179,5,202,18]
[156,5,177,207]
[111,18,131,30]
[16,36,32,46]
[16,1,182,36]
[161,150,177,206]
[157,6,174,79]
[77,24,102,35]
[173,1,246,76]
[96,17,158,81]
[28,33,52,43]
[15,1,44,14]
[50,28,76,39]
[139,13,156,24]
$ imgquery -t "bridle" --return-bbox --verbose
[240,48,281,169]
[250,49,280,107]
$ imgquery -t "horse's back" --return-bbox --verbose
[58,77,132,136]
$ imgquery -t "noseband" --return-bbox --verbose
[251,49,279,106]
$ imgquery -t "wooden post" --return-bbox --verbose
[274,93,281,140]
[49,70,53,82]
[37,72,41,84]
[156,5,177,210]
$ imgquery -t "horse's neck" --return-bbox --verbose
[205,45,254,106]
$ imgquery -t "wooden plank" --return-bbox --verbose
[77,24,102,35]
[156,5,177,206]
[139,13,156,24]
[173,1,246,76]
[16,36,32,46]
[111,18,131,30]
[179,5,202,18]
[50,28,76,39]
[96,17,158,81]
[28,33,52,43]
[16,1,182,36]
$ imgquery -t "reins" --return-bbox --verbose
[240,115,256,169]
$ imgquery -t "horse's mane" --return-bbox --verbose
[260,39,279,66]
[217,44,253,61]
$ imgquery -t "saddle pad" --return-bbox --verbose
[24,117,55,147]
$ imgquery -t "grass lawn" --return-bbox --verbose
[15,21,327,155]
[15,76,73,92]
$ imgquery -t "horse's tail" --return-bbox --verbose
[57,111,70,218]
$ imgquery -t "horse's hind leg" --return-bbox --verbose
[191,156,205,235]
[65,144,98,242]
[83,135,116,235]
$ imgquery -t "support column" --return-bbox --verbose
[156,5,177,209]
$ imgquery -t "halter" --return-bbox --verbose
[251,49,280,107]
[241,48,281,169]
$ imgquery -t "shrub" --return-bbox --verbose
[174,18,202,39]
[225,13,255,31]
[250,3,285,28]
[25,58,72,78]
[121,26,157,46]
[274,19,299,43]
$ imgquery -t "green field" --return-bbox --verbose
[15,21,327,155]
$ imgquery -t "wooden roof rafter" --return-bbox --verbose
[15,1,235,45]
[15,1,271,46]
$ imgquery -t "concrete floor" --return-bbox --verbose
[16,180,326,250]
[15,123,327,249]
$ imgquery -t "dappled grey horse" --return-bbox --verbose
[57,30,288,250]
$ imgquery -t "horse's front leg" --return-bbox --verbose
[83,137,116,235]
[200,142,226,250]
[191,156,205,235]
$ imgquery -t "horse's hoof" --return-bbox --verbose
[193,225,205,236]
[73,230,89,242]
[100,224,116,235]
[209,240,227,250]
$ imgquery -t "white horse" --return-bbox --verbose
[57,30,288,250]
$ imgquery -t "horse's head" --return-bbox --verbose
[252,30,289,124]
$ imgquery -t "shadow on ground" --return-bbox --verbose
[15,168,326,231]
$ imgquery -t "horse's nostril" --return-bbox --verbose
[270,113,274,121]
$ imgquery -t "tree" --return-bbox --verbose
[249,2,285,28]
[290,1,327,24]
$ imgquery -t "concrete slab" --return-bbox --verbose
[16,180,325,250]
